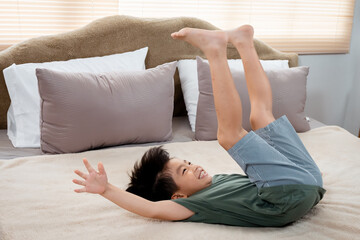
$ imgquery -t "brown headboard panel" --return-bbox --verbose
[0,15,298,129]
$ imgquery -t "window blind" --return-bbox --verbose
[118,0,356,54]
[0,0,355,54]
[0,0,118,50]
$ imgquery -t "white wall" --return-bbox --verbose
[299,0,360,136]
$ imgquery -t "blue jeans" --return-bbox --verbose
[227,115,323,188]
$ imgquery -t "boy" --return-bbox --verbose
[73,25,325,227]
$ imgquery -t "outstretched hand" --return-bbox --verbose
[73,158,108,194]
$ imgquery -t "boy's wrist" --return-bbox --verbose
[101,183,112,196]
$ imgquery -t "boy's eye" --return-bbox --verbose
[182,161,191,175]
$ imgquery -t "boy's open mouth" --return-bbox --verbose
[199,169,208,179]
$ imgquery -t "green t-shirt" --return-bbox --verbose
[172,174,326,227]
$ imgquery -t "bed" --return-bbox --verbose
[1,15,360,240]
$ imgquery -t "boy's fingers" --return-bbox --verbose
[98,162,106,175]
[74,169,88,179]
[83,158,96,173]
[73,179,86,186]
[74,188,86,193]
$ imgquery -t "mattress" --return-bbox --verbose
[0,121,359,240]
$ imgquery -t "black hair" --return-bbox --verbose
[126,146,179,201]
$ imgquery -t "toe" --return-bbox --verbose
[175,28,190,38]
[171,31,182,39]
[171,32,177,38]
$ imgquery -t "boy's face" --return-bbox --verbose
[167,158,212,199]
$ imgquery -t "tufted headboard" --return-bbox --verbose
[0,15,298,129]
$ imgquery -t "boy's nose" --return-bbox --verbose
[190,164,198,170]
[191,165,200,174]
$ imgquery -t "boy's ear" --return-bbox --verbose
[171,193,188,199]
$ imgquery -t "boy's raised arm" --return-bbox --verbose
[73,159,194,221]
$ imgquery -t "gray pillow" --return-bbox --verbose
[36,62,176,153]
[195,57,310,141]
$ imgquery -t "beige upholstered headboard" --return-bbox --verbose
[0,15,298,129]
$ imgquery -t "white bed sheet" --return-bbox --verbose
[1,123,359,240]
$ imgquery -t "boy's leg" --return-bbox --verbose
[227,25,275,130]
[172,26,322,188]
[171,28,248,150]
[227,26,322,187]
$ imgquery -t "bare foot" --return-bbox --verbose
[171,28,228,57]
[227,25,254,48]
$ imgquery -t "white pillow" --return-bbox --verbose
[4,47,148,148]
[177,59,290,132]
